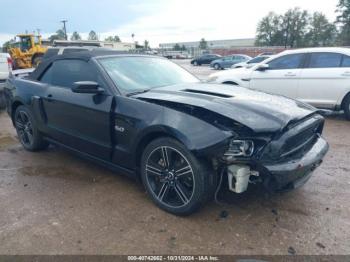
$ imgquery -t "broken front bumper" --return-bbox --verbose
[263,136,329,191]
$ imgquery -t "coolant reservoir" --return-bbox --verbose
[227,165,251,193]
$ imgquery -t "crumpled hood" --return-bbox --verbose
[134,83,316,133]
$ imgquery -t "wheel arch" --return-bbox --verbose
[11,99,24,123]
[340,92,350,110]
[134,127,191,170]
[222,81,239,85]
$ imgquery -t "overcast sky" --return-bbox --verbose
[0,0,340,47]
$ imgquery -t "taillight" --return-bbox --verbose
[7,57,13,71]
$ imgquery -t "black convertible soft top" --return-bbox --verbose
[28,48,140,81]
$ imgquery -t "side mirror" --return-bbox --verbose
[72,81,103,94]
[256,64,269,71]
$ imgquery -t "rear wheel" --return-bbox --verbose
[140,137,214,216]
[214,63,221,70]
[14,105,49,151]
[193,61,199,66]
[343,95,350,120]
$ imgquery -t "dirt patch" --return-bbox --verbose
[0,136,17,150]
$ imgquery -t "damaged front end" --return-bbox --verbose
[217,114,329,193]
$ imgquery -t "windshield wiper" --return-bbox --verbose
[126,89,151,97]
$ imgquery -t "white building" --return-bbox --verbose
[159,38,255,50]
[52,40,136,51]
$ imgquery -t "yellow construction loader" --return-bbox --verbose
[8,34,47,69]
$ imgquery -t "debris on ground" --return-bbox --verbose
[219,210,229,218]
[288,246,296,255]
[316,242,326,249]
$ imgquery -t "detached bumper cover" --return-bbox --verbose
[263,136,329,191]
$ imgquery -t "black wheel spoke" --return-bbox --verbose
[174,182,189,204]
[146,164,163,176]
[15,121,24,130]
[19,111,27,124]
[26,130,33,144]
[161,146,170,168]
[157,182,169,201]
[175,165,192,177]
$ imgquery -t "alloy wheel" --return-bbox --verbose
[145,146,195,208]
[15,110,34,147]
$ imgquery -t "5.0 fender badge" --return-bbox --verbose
[115,125,125,132]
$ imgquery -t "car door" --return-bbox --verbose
[249,53,305,99]
[202,55,212,64]
[297,52,345,109]
[229,56,243,68]
[39,59,114,160]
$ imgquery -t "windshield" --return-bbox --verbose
[99,56,199,94]
[248,56,269,64]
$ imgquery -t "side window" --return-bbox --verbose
[268,54,304,70]
[40,66,53,84]
[341,55,350,67]
[308,53,342,68]
[50,60,97,89]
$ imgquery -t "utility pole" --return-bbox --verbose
[60,20,68,40]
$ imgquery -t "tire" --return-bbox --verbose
[32,54,43,68]
[193,61,198,66]
[343,95,350,120]
[214,63,220,70]
[140,137,214,216]
[0,91,6,110]
[14,105,49,151]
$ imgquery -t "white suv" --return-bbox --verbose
[208,47,350,119]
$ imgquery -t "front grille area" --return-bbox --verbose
[281,123,319,157]
[260,115,324,162]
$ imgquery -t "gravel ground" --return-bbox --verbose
[0,61,349,255]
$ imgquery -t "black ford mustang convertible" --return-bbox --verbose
[4,50,329,215]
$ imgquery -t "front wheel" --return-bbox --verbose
[214,63,220,70]
[193,61,198,66]
[140,137,214,216]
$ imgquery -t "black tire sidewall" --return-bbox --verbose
[0,91,6,110]
[344,95,350,120]
[140,137,211,216]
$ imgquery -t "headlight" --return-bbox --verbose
[207,76,218,82]
[225,140,254,157]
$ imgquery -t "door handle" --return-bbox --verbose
[47,94,53,102]
[284,72,297,77]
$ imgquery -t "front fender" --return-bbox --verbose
[132,107,233,159]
